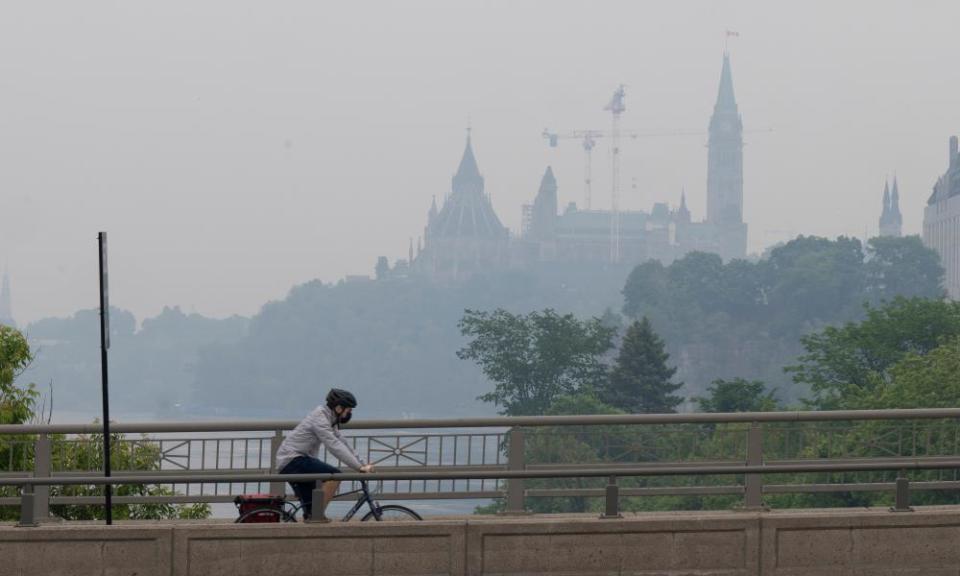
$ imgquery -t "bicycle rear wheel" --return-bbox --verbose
[236,507,297,523]
[361,504,422,522]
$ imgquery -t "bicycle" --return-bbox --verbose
[234,480,422,523]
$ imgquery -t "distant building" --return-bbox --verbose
[411,133,510,280]
[402,53,752,281]
[0,270,15,328]
[879,178,903,237]
[704,53,748,260]
[522,165,679,263]
[519,52,749,266]
[923,136,960,297]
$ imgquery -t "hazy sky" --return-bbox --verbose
[1,0,958,325]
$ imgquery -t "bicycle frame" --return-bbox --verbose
[339,480,380,522]
[274,480,382,522]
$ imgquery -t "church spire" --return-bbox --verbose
[891,177,902,219]
[528,165,559,241]
[881,180,891,219]
[879,177,902,237]
[677,188,691,223]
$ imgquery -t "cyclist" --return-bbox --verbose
[276,388,374,520]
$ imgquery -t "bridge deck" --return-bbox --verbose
[2,506,959,575]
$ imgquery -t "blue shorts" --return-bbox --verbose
[279,456,341,518]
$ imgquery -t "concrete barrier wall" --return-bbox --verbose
[4,507,960,575]
[762,508,960,575]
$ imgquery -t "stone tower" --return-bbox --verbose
[879,178,903,237]
[529,166,558,240]
[676,189,692,224]
[706,53,747,259]
[416,132,509,280]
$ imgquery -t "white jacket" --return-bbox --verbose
[276,404,365,472]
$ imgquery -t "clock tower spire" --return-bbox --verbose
[706,52,746,259]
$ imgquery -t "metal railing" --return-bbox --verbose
[4,408,960,525]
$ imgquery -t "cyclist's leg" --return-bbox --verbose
[281,456,340,519]
[280,457,317,520]
[310,460,341,517]
[321,479,340,515]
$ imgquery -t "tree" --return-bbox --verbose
[667,251,725,314]
[694,378,779,413]
[0,326,210,521]
[0,326,38,520]
[602,318,682,414]
[768,336,960,510]
[762,236,866,331]
[718,259,764,320]
[622,259,669,318]
[457,309,615,416]
[787,298,960,410]
[0,325,36,424]
[869,336,960,410]
[865,235,945,303]
[50,430,210,521]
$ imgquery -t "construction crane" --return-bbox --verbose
[542,129,603,210]
[542,126,718,213]
[545,83,772,264]
[604,85,626,263]
[543,126,774,211]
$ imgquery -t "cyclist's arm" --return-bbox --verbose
[314,421,365,471]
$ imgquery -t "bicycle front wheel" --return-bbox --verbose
[361,505,422,522]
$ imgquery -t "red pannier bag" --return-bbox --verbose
[234,494,286,523]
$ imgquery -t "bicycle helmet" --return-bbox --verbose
[326,388,358,409]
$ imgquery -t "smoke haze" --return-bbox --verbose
[1,0,958,323]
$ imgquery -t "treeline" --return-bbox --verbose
[19,261,632,417]
[190,263,634,417]
[451,235,952,512]
[24,306,249,416]
[460,297,960,513]
[18,235,943,420]
[624,235,943,403]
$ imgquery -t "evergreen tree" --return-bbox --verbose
[602,318,683,413]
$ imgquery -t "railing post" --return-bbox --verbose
[306,485,329,523]
[17,484,37,527]
[269,429,285,496]
[503,427,528,514]
[743,422,765,509]
[600,475,622,519]
[33,433,51,522]
[890,470,913,512]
